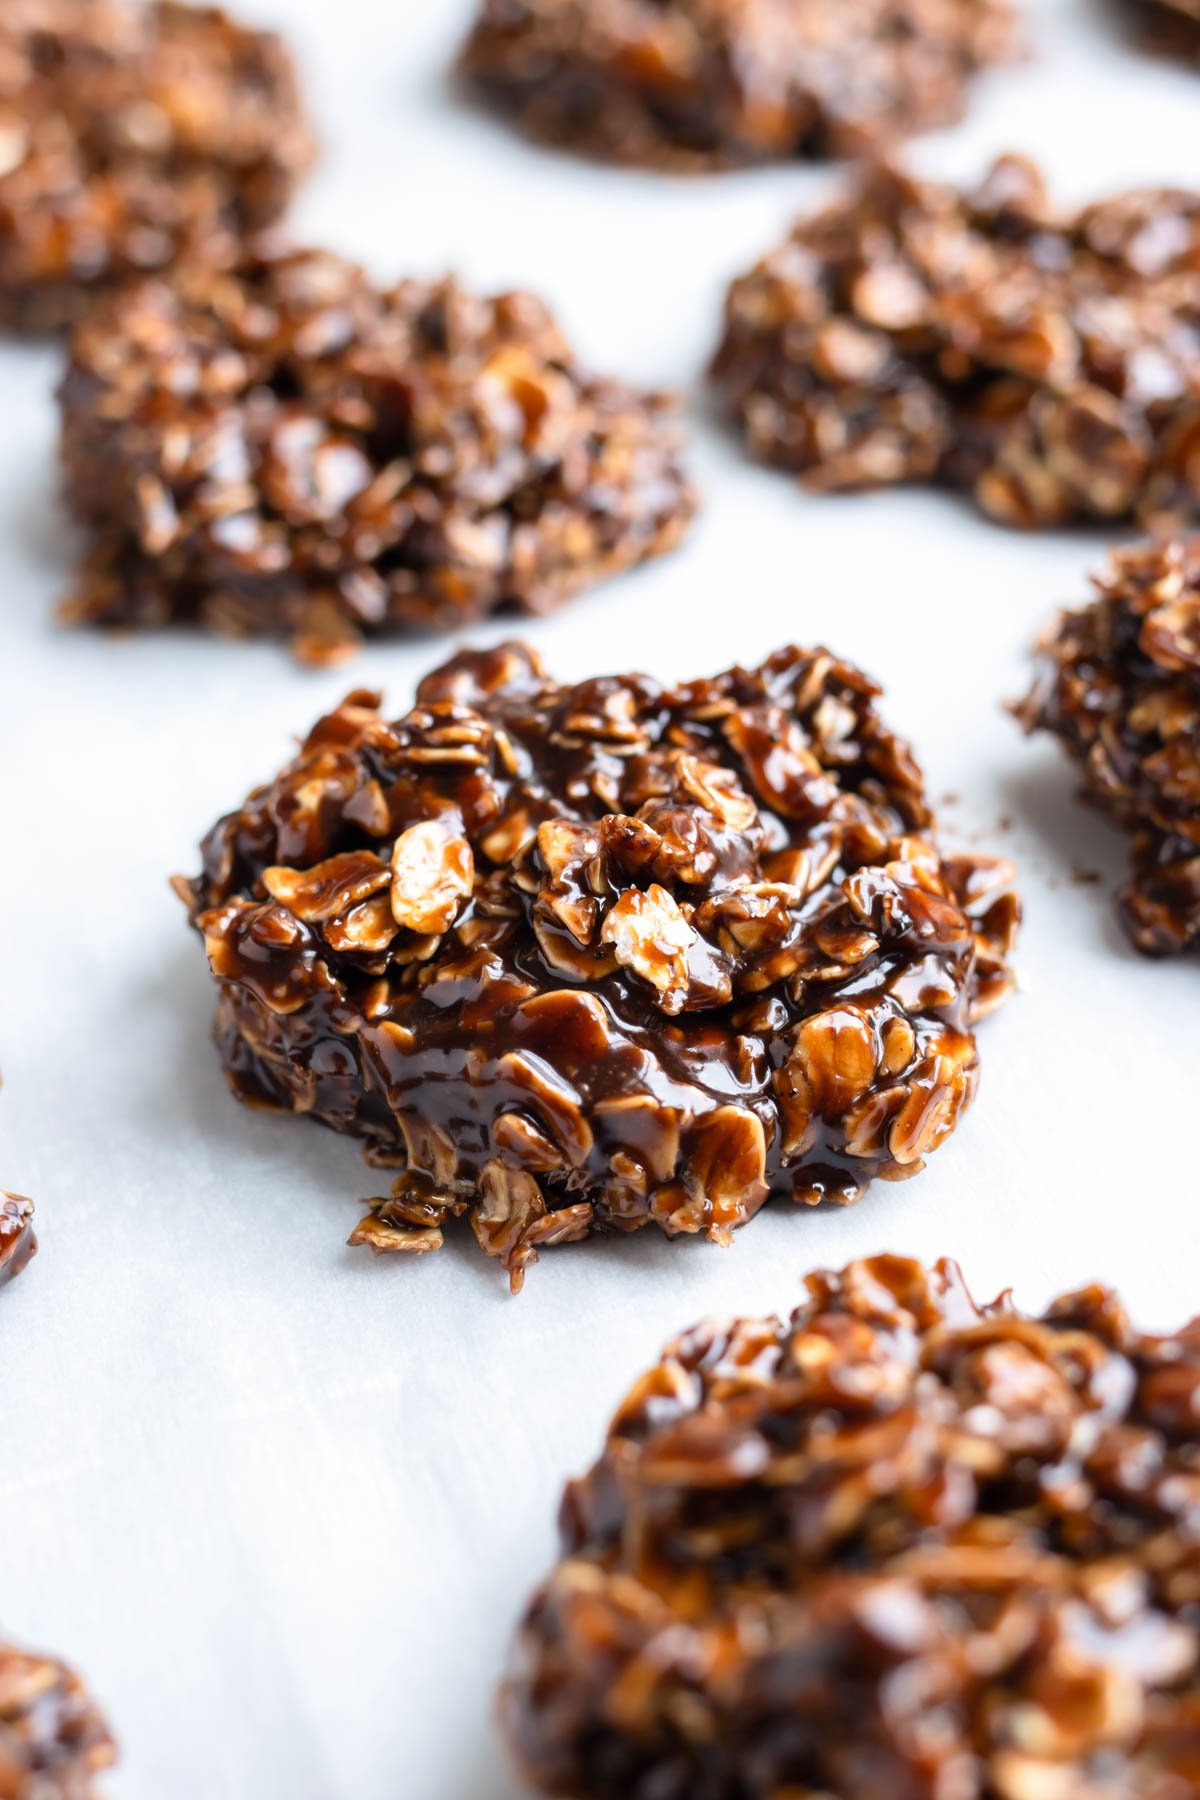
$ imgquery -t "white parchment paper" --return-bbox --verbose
[1,3,1196,1794]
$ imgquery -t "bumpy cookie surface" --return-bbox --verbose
[503,1255,1200,1797]
[0,1193,36,1290]
[60,251,695,663]
[460,0,1017,169]
[0,0,312,331]
[1017,539,1200,955]
[179,643,1017,1288]
[713,156,1200,529]
[0,1637,115,1797]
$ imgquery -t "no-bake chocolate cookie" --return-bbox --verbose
[1017,539,1200,956]
[459,0,1018,171]
[59,250,695,663]
[0,1636,115,1796]
[177,643,1017,1289]
[712,155,1200,529]
[0,1194,36,1290]
[0,0,313,332]
[503,1254,1200,1798]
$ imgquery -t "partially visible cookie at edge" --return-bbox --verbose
[459,0,1019,170]
[0,0,314,332]
[1016,538,1200,956]
[0,1193,36,1290]
[0,1635,116,1795]
[502,1253,1200,1797]
[1121,0,1200,59]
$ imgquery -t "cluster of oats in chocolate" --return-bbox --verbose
[713,155,1200,529]
[0,1637,115,1796]
[504,1254,1200,1800]
[8,0,1197,1791]
[59,249,695,663]
[1018,539,1200,957]
[178,641,1016,1289]
[459,0,1019,170]
[0,0,313,332]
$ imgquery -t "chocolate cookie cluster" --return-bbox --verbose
[504,1254,1200,1798]
[0,0,313,331]
[460,0,1018,169]
[1018,539,1200,956]
[178,642,1016,1288]
[0,1637,115,1796]
[713,156,1200,529]
[59,249,695,663]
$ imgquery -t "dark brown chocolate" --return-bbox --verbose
[0,1636,115,1796]
[459,0,1019,171]
[712,155,1200,529]
[1016,538,1200,956]
[0,0,313,333]
[177,642,1017,1289]
[1124,0,1200,57]
[502,1254,1200,1798]
[59,250,696,664]
[0,1193,36,1291]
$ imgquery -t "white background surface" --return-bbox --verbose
[1,3,1197,1795]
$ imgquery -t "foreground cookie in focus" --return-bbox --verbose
[713,155,1200,528]
[59,250,695,664]
[177,642,1017,1289]
[459,0,1018,170]
[0,0,313,332]
[503,1254,1200,1797]
[1017,539,1200,955]
[0,1194,36,1291]
[0,1637,115,1795]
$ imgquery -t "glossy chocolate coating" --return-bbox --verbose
[1017,539,1200,955]
[503,1255,1200,1797]
[179,643,1017,1287]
